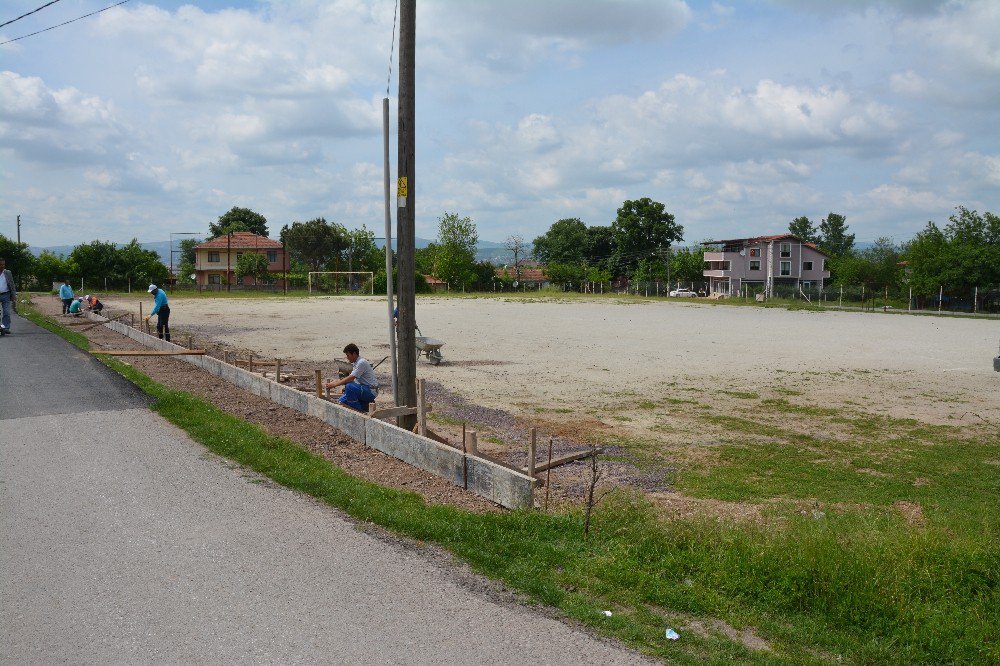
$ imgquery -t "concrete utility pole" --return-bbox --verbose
[17,215,21,244]
[396,0,417,428]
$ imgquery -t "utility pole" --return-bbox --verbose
[16,215,21,244]
[396,0,417,427]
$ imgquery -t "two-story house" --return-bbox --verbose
[193,232,287,287]
[702,234,831,297]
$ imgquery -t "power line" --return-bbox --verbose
[0,0,129,46]
[0,0,62,29]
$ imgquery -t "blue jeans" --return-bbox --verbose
[0,291,11,330]
[339,382,376,412]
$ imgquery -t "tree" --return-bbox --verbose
[586,225,615,269]
[178,238,200,264]
[70,240,118,287]
[115,239,167,292]
[31,250,68,291]
[505,235,528,283]
[670,246,706,284]
[819,212,855,257]
[545,262,587,289]
[903,207,1000,297]
[611,198,684,274]
[532,218,588,265]
[346,226,382,273]
[789,216,819,243]
[209,206,269,239]
[414,243,438,275]
[281,218,346,271]
[0,235,34,289]
[235,253,271,285]
[433,212,478,288]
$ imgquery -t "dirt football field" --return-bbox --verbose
[103,293,999,505]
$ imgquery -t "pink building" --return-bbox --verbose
[702,234,831,297]
[193,232,288,287]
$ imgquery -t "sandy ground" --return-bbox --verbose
[112,294,999,431]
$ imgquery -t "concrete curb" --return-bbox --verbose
[94,316,535,509]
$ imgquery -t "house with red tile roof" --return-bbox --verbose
[702,234,830,297]
[193,232,288,287]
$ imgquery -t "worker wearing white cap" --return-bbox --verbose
[145,284,171,341]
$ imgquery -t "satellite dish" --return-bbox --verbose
[739,248,746,256]
[513,281,519,288]
[189,274,196,280]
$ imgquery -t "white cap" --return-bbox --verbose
[148,284,157,293]
[85,295,90,300]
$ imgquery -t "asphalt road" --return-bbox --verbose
[0,311,646,664]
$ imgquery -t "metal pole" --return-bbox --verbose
[396,0,417,426]
[383,97,399,402]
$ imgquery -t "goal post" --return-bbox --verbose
[308,271,375,295]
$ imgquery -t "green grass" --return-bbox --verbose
[22,304,1000,664]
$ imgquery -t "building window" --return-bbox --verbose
[236,252,243,261]
[780,261,791,276]
[267,250,278,263]
[780,243,791,258]
[802,281,813,289]
[803,261,813,271]
[208,252,220,263]
[750,260,761,271]
[208,274,221,285]
[749,248,760,257]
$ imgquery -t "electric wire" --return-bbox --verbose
[0,0,128,46]
[385,0,398,97]
[0,0,62,29]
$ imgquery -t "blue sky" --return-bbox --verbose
[1,0,998,249]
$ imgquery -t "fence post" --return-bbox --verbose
[974,286,978,314]
[839,285,843,308]
[938,285,943,313]
[908,287,912,312]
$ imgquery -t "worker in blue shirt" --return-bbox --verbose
[145,284,171,341]
[59,279,75,314]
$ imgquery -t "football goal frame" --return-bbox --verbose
[307,271,375,295]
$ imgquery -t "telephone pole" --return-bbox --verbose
[17,215,21,244]
[396,0,417,427]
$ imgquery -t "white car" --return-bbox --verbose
[669,288,698,297]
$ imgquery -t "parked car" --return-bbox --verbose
[669,288,698,297]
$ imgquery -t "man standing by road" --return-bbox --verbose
[59,279,75,314]
[325,343,378,412]
[144,284,170,342]
[0,257,16,335]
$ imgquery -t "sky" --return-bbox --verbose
[1,0,998,250]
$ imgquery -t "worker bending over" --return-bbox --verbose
[325,343,379,412]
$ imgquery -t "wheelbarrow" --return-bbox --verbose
[415,325,444,365]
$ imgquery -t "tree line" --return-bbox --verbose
[790,207,1000,301]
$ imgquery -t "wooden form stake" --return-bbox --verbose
[528,427,537,478]
[544,437,553,511]
[315,369,323,398]
[462,422,468,490]
[248,354,254,373]
[275,358,282,383]
[416,378,427,436]
[467,431,478,456]
[187,335,193,350]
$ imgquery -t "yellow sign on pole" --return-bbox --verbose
[397,177,408,197]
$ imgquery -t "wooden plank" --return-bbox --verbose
[91,350,207,356]
[528,447,602,474]
[371,406,418,420]
[416,378,427,436]
[314,369,323,398]
[528,427,537,477]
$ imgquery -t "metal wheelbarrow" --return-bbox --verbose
[415,325,444,365]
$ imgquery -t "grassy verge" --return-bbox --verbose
[21,304,999,664]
